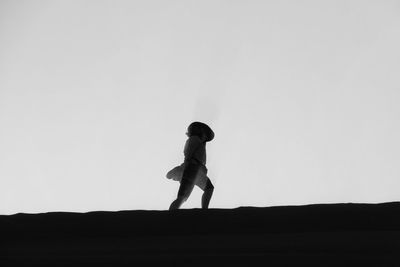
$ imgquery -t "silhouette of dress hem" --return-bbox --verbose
[166,162,209,191]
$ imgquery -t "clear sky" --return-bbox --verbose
[1,0,400,214]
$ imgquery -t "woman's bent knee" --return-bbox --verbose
[205,180,214,191]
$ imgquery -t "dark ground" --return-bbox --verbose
[2,202,400,266]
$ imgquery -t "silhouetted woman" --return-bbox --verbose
[168,122,215,210]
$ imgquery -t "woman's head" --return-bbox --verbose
[187,121,214,142]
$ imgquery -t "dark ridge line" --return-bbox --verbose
[1,201,400,242]
[3,201,400,217]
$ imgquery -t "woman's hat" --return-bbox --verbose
[187,121,215,142]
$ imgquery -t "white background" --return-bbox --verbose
[1,0,400,214]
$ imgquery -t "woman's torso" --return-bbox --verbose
[184,136,206,166]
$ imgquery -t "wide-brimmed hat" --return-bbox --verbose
[187,121,215,142]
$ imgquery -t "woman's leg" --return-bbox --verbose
[201,179,214,209]
[169,196,186,210]
[169,179,194,210]
[169,163,198,210]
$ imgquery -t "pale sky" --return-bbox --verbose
[1,0,400,214]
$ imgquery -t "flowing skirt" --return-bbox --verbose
[166,162,209,191]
